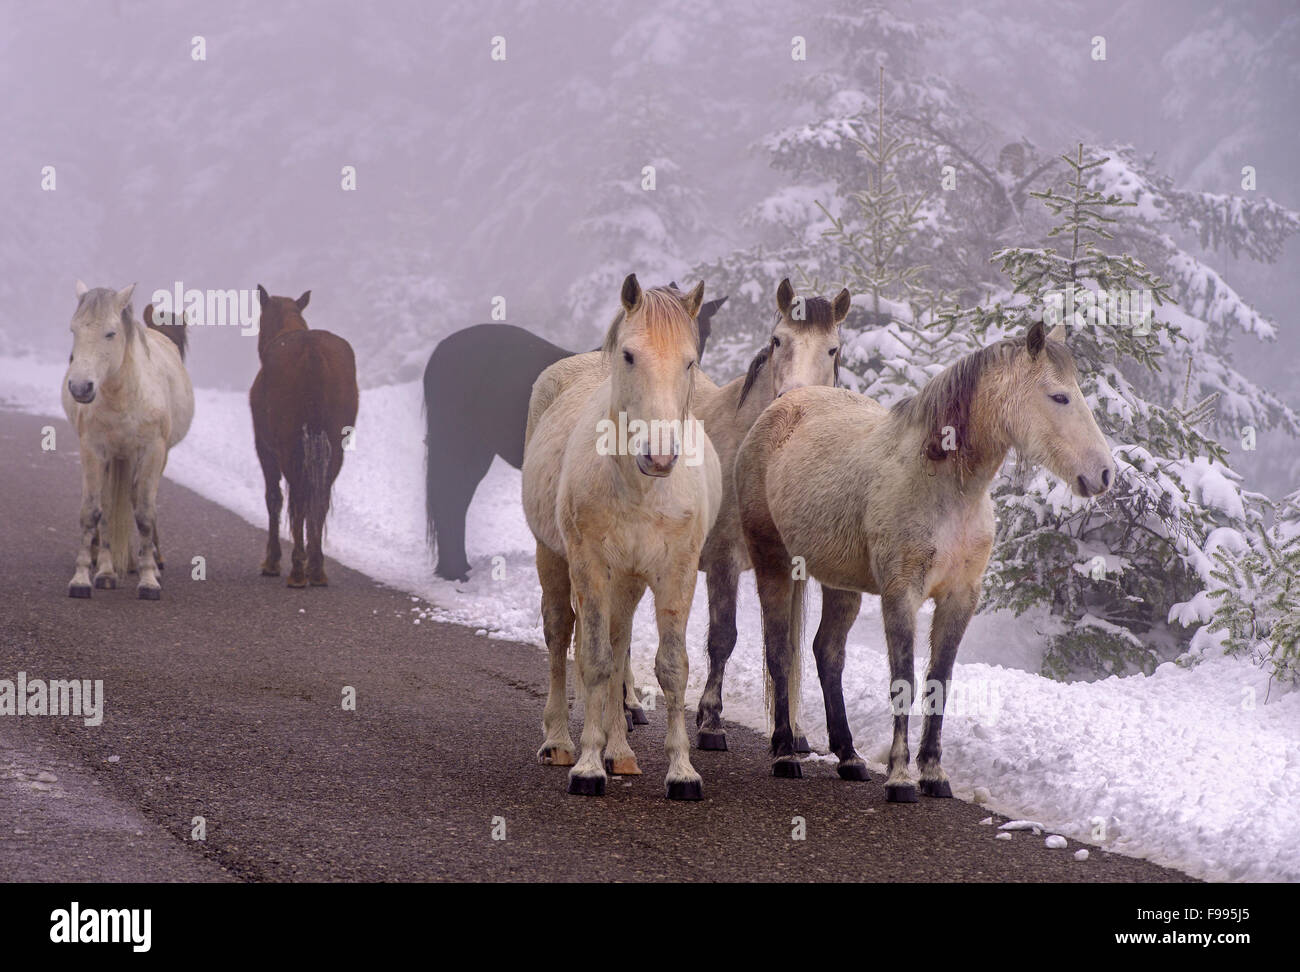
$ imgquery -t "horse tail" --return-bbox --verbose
[106,456,133,579]
[293,424,333,536]
[764,576,807,736]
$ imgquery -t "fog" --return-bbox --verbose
[2,0,1296,459]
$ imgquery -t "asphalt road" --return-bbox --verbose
[0,407,1193,882]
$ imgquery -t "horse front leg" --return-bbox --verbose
[605,576,646,775]
[255,436,282,576]
[695,551,740,750]
[881,585,923,802]
[535,544,576,766]
[132,440,166,599]
[68,450,105,598]
[567,548,614,796]
[812,585,868,781]
[652,563,703,800]
[917,586,979,798]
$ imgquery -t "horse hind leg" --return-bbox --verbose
[132,443,166,600]
[812,586,868,781]
[255,436,283,576]
[916,587,978,798]
[285,478,308,588]
[695,553,741,750]
[535,544,576,766]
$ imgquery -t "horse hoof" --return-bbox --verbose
[630,706,650,726]
[666,779,703,801]
[286,574,308,589]
[435,565,470,583]
[772,758,803,779]
[260,564,280,577]
[309,575,329,587]
[697,730,728,751]
[567,773,606,797]
[138,586,161,601]
[885,783,918,803]
[625,712,634,732]
[68,584,92,599]
[920,778,953,798]
[537,746,575,767]
[837,760,870,781]
[93,575,116,590]
[605,756,642,776]
[793,734,812,754]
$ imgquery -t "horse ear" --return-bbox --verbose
[696,311,712,359]
[114,283,136,312]
[682,280,705,318]
[1026,319,1046,358]
[832,288,852,324]
[296,290,311,312]
[776,278,794,316]
[1047,323,1067,342]
[75,280,88,300]
[257,285,270,308]
[620,273,642,313]
[667,280,679,291]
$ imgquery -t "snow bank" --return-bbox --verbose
[5,354,1298,882]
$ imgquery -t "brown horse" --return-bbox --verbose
[249,286,358,587]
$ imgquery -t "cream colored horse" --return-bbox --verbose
[736,322,1113,801]
[63,282,194,600]
[522,276,720,799]
[693,279,849,752]
[526,279,848,750]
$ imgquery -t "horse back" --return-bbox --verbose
[424,324,569,466]
[252,329,358,457]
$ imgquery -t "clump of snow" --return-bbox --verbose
[1045,835,1067,849]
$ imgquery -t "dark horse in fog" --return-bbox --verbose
[422,290,727,581]
[250,286,359,587]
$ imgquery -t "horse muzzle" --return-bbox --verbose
[636,451,677,478]
[1075,462,1113,498]
[68,380,96,404]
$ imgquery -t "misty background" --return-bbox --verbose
[2,0,1297,495]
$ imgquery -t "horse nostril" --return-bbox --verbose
[1101,467,1111,488]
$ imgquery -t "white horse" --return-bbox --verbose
[63,282,194,599]
[522,275,721,799]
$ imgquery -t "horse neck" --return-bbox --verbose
[957,364,1015,490]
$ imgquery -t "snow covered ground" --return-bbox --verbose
[5,353,1298,882]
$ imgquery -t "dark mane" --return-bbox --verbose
[737,300,841,409]
[891,337,1075,464]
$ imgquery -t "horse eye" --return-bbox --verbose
[623,350,634,365]
[829,347,839,357]
[105,332,117,339]
[1050,393,1069,405]
[686,360,695,372]
[772,336,781,348]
